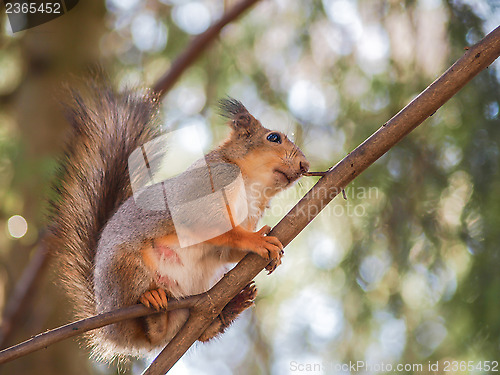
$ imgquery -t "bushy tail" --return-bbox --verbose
[48,81,159,321]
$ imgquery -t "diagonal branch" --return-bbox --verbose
[144,25,500,374]
[153,0,260,97]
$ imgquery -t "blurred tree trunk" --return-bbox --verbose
[2,2,107,374]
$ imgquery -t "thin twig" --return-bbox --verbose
[0,294,202,365]
[302,171,328,176]
[144,25,500,374]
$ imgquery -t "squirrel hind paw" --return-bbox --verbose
[139,289,168,311]
[228,282,258,312]
[199,282,258,342]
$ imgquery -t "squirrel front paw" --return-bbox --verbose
[259,226,284,274]
[139,289,168,311]
[247,225,284,263]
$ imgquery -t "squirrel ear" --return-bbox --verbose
[218,97,256,132]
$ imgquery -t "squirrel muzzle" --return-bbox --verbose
[274,157,310,187]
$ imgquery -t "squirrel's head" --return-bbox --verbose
[218,98,310,191]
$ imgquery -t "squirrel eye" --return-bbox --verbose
[266,132,282,144]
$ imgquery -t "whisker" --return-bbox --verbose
[284,150,290,162]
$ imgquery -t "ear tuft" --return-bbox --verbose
[218,97,249,119]
[218,97,256,132]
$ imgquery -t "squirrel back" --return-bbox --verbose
[49,83,160,321]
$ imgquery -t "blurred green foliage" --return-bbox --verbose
[0,0,499,374]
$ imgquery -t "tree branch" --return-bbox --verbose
[0,241,49,348]
[153,0,260,97]
[144,25,500,374]
[0,295,202,364]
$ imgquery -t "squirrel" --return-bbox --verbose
[48,81,310,363]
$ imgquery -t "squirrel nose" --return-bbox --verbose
[299,160,310,174]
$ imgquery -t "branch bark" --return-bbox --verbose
[144,25,500,374]
[0,295,201,364]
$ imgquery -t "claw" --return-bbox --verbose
[139,294,151,308]
[266,250,283,274]
[139,289,168,311]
